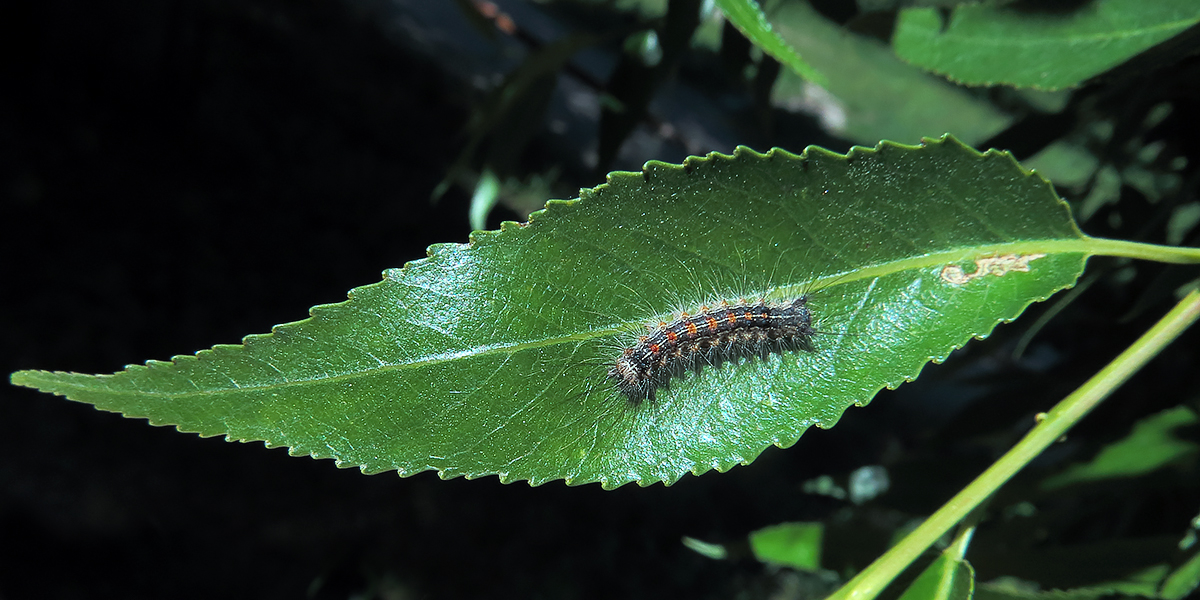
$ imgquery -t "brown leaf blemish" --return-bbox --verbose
[940,253,1048,285]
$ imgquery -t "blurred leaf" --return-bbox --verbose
[750,522,824,570]
[977,579,1155,600]
[859,0,1005,9]
[598,0,700,169]
[769,0,1012,145]
[449,0,499,41]
[893,0,1200,90]
[972,536,1181,596]
[469,169,502,232]
[1167,203,1200,246]
[440,32,600,199]
[1040,406,1199,491]
[682,536,729,559]
[714,0,825,84]
[898,554,975,600]
[612,0,669,19]
[624,29,663,66]
[1024,141,1100,192]
[1077,166,1122,222]
[1160,550,1200,600]
[11,136,1089,489]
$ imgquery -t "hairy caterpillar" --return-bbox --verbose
[607,295,816,404]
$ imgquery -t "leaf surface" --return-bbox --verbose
[893,0,1200,90]
[12,136,1089,488]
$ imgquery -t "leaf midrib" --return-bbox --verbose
[56,238,1093,399]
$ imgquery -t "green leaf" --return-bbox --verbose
[469,168,502,232]
[11,135,1090,489]
[750,522,823,570]
[1040,406,1199,491]
[682,536,729,560]
[898,554,975,600]
[976,564,1173,600]
[714,0,826,84]
[768,0,1012,146]
[893,0,1200,90]
[1161,550,1200,600]
[1024,141,1101,193]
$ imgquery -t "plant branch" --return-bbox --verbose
[827,289,1200,600]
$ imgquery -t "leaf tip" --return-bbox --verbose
[9,369,36,388]
[9,369,90,396]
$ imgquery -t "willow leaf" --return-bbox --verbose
[11,135,1089,489]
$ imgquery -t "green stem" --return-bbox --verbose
[1086,237,1200,264]
[827,289,1200,600]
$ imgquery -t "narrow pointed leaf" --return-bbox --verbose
[12,135,1090,488]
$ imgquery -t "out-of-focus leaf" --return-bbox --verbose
[682,536,729,559]
[1160,550,1200,600]
[1040,406,1199,491]
[769,0,1012,145]
[893,0,1200,90]
[714,0,825,84]
[976,564,1171,600]
[1077,166,1122,222]
[750,522,823,570]
[438,32,599,201]
[469,169,502,232]
[973,537,1180,599]
[898,554,974,600]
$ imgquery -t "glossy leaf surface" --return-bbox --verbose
[893,0,1200,90]
[12,136,1088,488]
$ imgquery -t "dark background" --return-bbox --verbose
[3,1,1198,599]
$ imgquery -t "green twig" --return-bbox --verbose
[828,289,1200,600]
[1084,238,1200,264]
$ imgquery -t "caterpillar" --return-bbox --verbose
[607,296,816,404]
